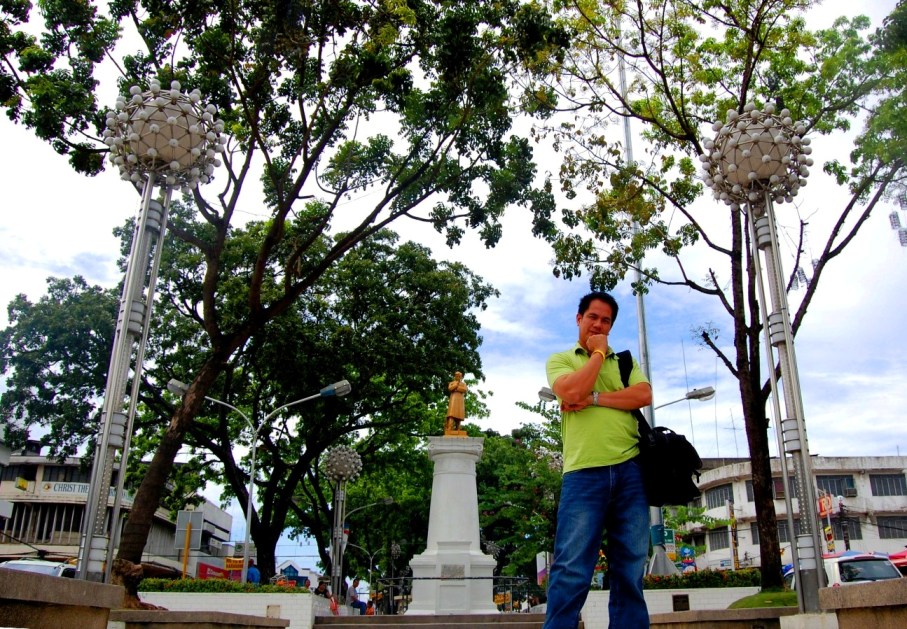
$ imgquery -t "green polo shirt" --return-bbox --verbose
[546,343,648,473]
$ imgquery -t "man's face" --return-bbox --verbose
[576,299,614,349]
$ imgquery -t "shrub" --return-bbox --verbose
[139,577,311,594]
[643,568,761,590]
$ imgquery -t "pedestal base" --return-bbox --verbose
[406,541,498,615]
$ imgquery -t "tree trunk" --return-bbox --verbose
[111,357,226,604]
[730,205,782,588]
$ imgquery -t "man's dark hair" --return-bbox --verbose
[578,291,619,320]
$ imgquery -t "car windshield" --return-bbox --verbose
[1,562,60,576]
[838,558,901,582]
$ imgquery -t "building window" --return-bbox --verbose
[746,477,798,501]
[772,477,799,500]
[870,474,907,497]
[777,519,803,544]
[708,526,730,550]
[831,518,862,541]
[877,516,907,540]
[42,465,91,483]
[1,464,37,481]
[1,465,23,481]
[750,522,760,545]
[705,484,734,510]
[816,475,855,497]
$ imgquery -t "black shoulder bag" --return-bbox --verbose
[616,350,703,507]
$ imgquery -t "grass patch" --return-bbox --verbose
[727,588,798,609]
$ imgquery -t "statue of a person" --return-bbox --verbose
[445,371,467,435]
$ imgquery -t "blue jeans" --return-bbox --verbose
[542,458,650,629]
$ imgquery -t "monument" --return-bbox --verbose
[406,373,497,614]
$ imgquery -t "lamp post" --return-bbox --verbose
[389,540,401,615]
[324,445,363,599]
[653,386,716,410]
[700,101,823,612]
[78,79,226,582]
[346,543,387,599]
[168,378,351,582]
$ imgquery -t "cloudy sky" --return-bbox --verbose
[2,1,905,564]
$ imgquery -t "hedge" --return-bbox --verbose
[139,577,312,594]
[643,568,761,590]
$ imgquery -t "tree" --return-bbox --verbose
[476,426,562,582]
[527,0,905,587]
[0,277,117,458]
[1,222,499,583]
[0,0,568,599]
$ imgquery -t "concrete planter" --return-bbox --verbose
[820,578,907,629]
[582,587,761,629]
[0,568,124,629]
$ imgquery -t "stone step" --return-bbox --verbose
[315,613,547,629]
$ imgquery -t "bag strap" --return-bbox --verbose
[616,350,654,442]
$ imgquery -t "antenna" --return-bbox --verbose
[726,408,744,458]
[714,356,720,458]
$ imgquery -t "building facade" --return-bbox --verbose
[0,442,231,577]
[690,456,907,570]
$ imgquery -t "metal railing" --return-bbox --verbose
[370,575,539,614]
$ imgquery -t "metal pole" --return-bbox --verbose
[331,480,347,600]
[79,175,166,581]
[618,27,675,578]
[106,187,173,582]
[241,429,258,584]
[746,203,805,607]
[752,191,824,611]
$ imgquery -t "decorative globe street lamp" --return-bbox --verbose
[700,102,824,613]
[324,445,363,599]
[77,79,226,582]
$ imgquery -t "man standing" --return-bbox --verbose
[246,558,261,585]
[543,291,652,629]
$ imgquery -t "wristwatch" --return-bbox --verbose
[592,391,599,406]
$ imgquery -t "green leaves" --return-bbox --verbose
[0,276,117,458]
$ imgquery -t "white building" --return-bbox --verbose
[0,441,231,577]
[690,456,907,570]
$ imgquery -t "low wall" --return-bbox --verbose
[137,592,349,629]
[819,578,907,629]
[138,587,758,629]
[581,587,761,629]
[0,568,124,629]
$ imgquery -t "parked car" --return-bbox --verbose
[0,558,76,578]
[786,552,902,589]
[825,553,903,586]
[887,549,907,576]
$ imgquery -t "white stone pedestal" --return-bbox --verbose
[406,436,498,615]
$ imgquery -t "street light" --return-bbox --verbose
[168,378,351,582]
[78,79,226,582]
[701,101,822,612]
[346,497,395,522]
[538,387,557,402]
[653,386,716,410]
[346,543,386,599]
[328,494,394,600]
[324,445,363,599]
